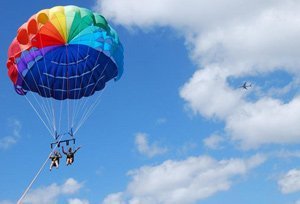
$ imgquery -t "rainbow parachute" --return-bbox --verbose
[7,5,123,100]
[6,6,124,137]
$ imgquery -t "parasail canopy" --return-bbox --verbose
[7,5,124,100]
[6,5,124,137]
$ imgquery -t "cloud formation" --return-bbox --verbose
[68,198,90,204]
[102,154,265,204]
[135,133,167,157]
[0,118,21,150]
[102,192,125,204]
[96,0,300,149]
[203,134,225,150]
[22,178,83,204]
[278,169,300,194]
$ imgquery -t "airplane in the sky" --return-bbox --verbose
[240,82,252,89]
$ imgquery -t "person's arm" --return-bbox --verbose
[74,146,81,154]
[62,146,67,155]
[50,153,55,159]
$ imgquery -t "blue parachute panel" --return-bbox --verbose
[22,44,118,100]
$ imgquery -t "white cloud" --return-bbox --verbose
[22,178,83,204]
[203,134,225,150]
[278,169,300,194]
[62,178,83,194]
[96,0,300,149]
[103,154,265,204]
[180,67,244,120]
[181,73,300,149]
[0,136,17,150]
[102,192,126,204]
[226,97,300,149]
[135,133,167,158]
[276,149,300,159]
[0,118,22,150]
[96,0,281,34]
[68,198,90,204]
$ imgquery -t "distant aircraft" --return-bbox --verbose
[240,82,252,90]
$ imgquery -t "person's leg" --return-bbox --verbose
[67,158,71,165]
[55,160,59,168]
[50,161,54,171]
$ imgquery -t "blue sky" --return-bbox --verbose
[1,0,300,204]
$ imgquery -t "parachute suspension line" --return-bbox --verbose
[75,68,117,134]
[74,64,114,134]
[57,17,68,134]
[46,39,60,135]
[38,35,57,133]
[72,30,111,132]
[73,60,110,132]
[73,55,104,129]
[58,93,64,135]
[73,29,93,122]
[71,34,82,130]
[58,75,64,134]
[18,36,56,135]
[24,95,54,138]
[45,44,56,133]
[25,69,52,127]
[13,55,55,137]
[66,45,71,134]
[41,47,57,134]
[30,24,61,135]
[26,43,55,132]
[17,135,65,204]
[67,98,72,135]
[51,99,57,133]
[71,28,95,129]
[74,86,106,135]
[22,70,54,134]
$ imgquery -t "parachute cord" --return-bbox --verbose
[74,65,117,135]
[74,72,116,135]
[71,38,81,129]
[73,60,111,132]
[58,96,64,135]
[74,86,106,135]
[17,136,64,204]
[38,13,60,133]
[72,30,94,128]
[25,49,55,131]
[66,46,71,134]
[13,55,55,137]
[13,52,55,136]
[51,99,57,134]
[24,95,55,138]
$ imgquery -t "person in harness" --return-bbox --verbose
[62,146,81,166]
[49,150,62,171]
